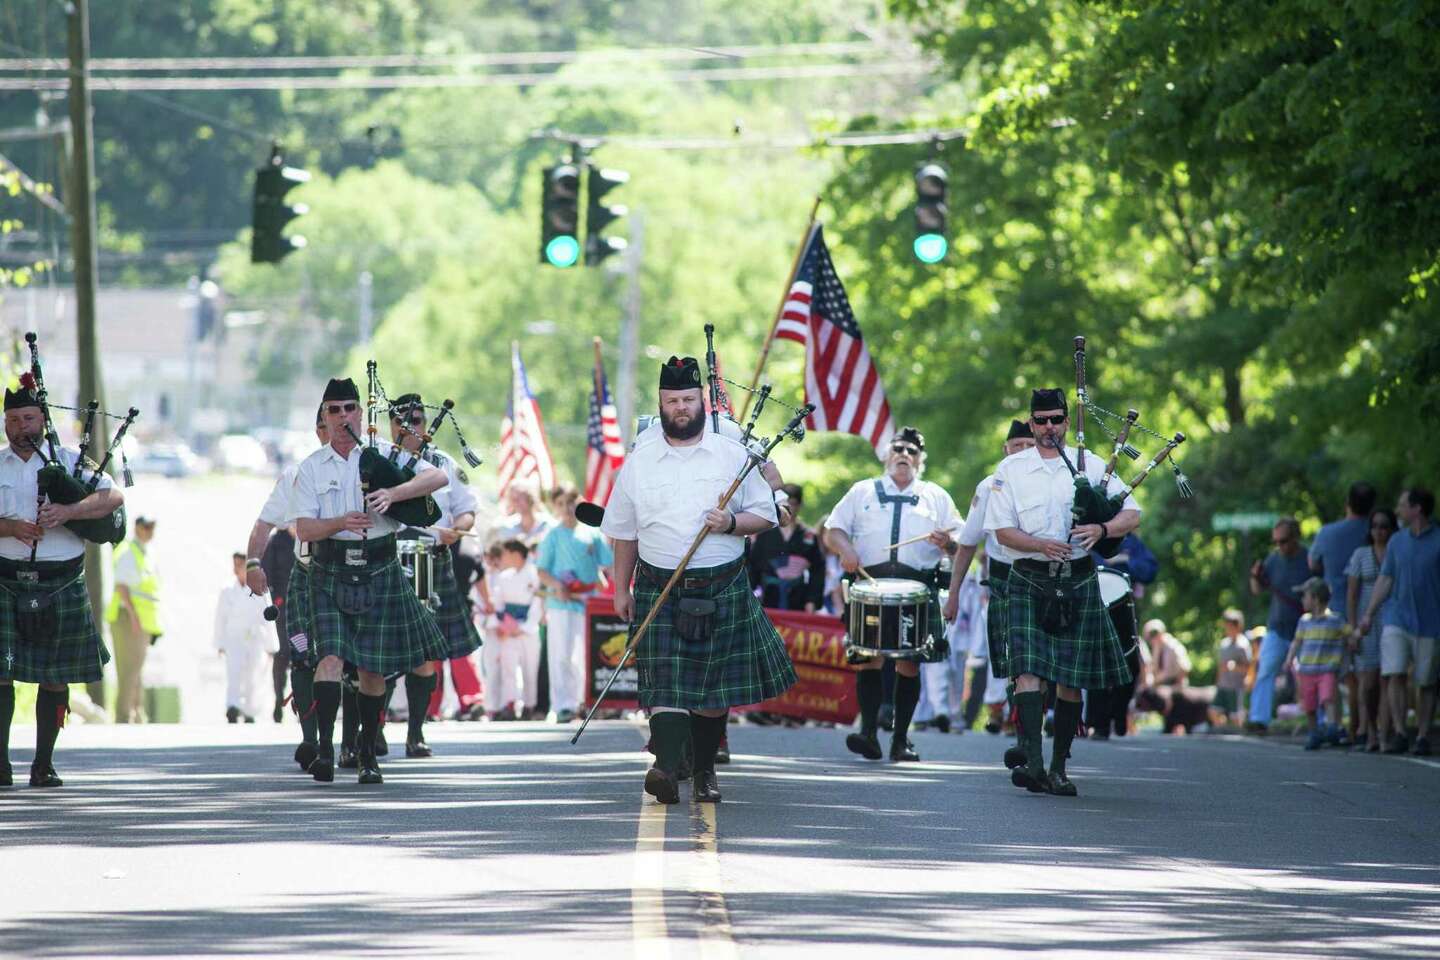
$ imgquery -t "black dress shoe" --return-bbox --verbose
[1010,763,1049,793]
[644,766,679,805]
[0,762,11,787]
[890,738,920,762]
[337,746,359,769]
[226,706,240,724]
[405,739,433,759]
[1090,730,1110,742]
[311,757,335,782]
[374,729,389,757]
[29,765,63,788]
[358,754,383,785]
[294,742,318,772]
[846,732,883,760]
[693,769,722,802]
[1003,746,1027,770]
[1047,772,1078,797]
[714,740,731,765]
[273,703,285,724]
[933,714,951,734]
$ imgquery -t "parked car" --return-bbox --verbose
[131,442,205,478]
[213,434,271,474]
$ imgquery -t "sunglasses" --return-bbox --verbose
[890,443,921,457]
[1032,414,1067,426]
[325,402,359,415]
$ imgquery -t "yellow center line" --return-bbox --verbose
[632,794,672,960]
[693,801,739,960]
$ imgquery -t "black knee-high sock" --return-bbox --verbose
[1,685,14,768]
[406,672,436,742]
[314,681,341,759]
[689,713,728,774]
[382,677,397,716]
[341,683,359,750]
[1051,698,1081,776]
[856,670,882,736]
[1014,690,1046,771]
[33,687,68,773]
[291,666,317,744]
[648,712,690,773]
[893,673,921,742]
[357,692,386,758]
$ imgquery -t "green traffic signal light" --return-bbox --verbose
[913,233,948,263]
[545,234,581,268]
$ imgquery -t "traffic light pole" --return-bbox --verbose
[616,210,643,443]
[66,0,110,706]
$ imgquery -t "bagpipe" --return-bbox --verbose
[344,360,483,529]
[22,332,137,549]
[1054,335,1194,557]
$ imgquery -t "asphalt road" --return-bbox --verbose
[2,720,1438,959]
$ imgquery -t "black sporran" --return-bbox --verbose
[674,596,717,643]
[15,590,60,645]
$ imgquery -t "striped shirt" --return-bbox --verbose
[1293,611,1347,674]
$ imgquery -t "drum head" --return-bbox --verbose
[849,577,931,605]
[1096,568,1132,606]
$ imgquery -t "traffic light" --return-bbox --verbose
[913,162,948,263]
[251,145,309,264]
[540,163,581,267]
[585,165,628,266]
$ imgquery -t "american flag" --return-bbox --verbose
[497,343,556,500]
[584,358,625,505]
[775,224,895,457]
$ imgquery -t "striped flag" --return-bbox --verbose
[497,343,556,500]
[775,224,895,458]
[584,357,625,505]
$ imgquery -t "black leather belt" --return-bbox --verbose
[989,559,1011,581]
[1013,555,1095,578]
[313,535,397,566]
[0,555,84,581]
[638,556,743,591]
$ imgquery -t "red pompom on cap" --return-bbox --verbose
[19,372,37,391]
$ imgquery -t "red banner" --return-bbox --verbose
[584,599,856,723]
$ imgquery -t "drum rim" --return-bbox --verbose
[848,577,932,602]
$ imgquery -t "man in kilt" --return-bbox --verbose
[601,356,796,804]
[0,383,124,788]
[286,378,449,785]
[825,427,960,762]
[247,405,327,773]
[378,392,482,760]
[984,388,1140,797]
[944,419,1034,763]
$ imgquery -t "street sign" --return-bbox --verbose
[1212,511,1281,532]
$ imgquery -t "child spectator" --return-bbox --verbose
[213,552,277,723]
[1143,619,1192,687]
[478,540,542,720]
[1213,609,1252,727]
[1285,578,1348,749]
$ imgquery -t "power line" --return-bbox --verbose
[0,41,892,72]
[0,59,934,93]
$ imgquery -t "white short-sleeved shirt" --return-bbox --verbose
[957,473,1013,564]
[286,439,436,540]
[258,463,300,527]
[601,430,776,569]
[983,446,1140,561]
[825,474,959,570]
[0,444,116,561]
[400,447,476,534]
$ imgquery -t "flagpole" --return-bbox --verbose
[591,336,605,396]
[737,195,822,422]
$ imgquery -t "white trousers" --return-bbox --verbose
[546,606,588,713]
[223,645,267,716]
[483,632,541,712]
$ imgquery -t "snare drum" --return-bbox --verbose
[846,577,935,659]
[1096,567,1137,657]
[397,539,437,608]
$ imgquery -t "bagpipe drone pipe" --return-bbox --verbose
[24,334,137,546]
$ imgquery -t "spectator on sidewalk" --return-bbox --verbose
[1247,517,1311,733]
[748,484,825,613]
[1359,487,1440,756]
[480,539,542,720]
[213,552,276,723]
[1311,482,1377,742]
[537,484,613,723]
[1285,578,1348,749]
[1213,609,1252,727]
[1144,619,1191,687]
[1345,507,1397,751]
[105,516,162,724]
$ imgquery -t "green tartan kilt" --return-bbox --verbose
[285,560,314,665]
[634,558,796,710]
[985,565,1010,679]
[307,545,448,676]
[0,559,110,685]
[1006,563,1132,689]
[431,546,480,659]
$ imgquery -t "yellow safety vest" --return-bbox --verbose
[106,539,162,635]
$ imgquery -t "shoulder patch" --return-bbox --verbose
[970,494,980,510]
[457,468,470,484]
[992,478,1005,490]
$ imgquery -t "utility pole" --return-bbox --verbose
[615,210,643,443]
[67,0,110,704]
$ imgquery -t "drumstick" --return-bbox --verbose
[856,564,877,583]
[886,527,957,551]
